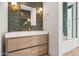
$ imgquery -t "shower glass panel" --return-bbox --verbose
[63,2,77,39]
[67,4,73,39]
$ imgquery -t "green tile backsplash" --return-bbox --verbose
[8,2,43,32]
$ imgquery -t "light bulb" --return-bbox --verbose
[27,19,30,22]
[39,7,42,12]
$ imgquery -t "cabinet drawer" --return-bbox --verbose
[7,48,31,56]
[32,35,48,46]
[32,44,48,56]
[6,37,32,52]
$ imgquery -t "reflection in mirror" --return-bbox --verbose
[20,9,31,31]
[21,5,36,26]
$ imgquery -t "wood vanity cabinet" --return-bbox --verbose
[5,34,48,56]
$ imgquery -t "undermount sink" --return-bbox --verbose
[5,31,48,38]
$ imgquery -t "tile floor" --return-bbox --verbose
[64,47,79,56]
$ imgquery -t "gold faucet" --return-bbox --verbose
[28,27,31,31]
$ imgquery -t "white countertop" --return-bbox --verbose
[5,31,48,38]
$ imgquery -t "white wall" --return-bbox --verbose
[59,3,77,56]
[77,3,79,47]
[0,2,8,55]
[43,2,59,56]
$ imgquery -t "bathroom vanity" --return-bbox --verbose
[5,31,48,56]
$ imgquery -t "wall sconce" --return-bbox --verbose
[11,2,18,12]
[37,7,43,16]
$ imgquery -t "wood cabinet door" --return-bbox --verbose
[31,44,48,56]
[32,35,48,46]
[7,48,32,56]
[5,37,32,52]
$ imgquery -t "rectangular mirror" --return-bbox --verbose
[21,5,36,26]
